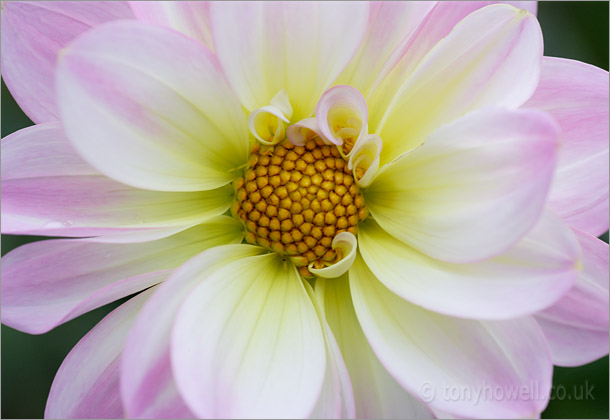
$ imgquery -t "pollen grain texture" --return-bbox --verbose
[232,138,367,277]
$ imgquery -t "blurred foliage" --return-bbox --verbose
[1,2,608,419]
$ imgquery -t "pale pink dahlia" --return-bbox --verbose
[1,1,608,419]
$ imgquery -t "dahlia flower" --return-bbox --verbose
[1,1,608,419]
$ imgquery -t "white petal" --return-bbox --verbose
[358,213,579,320]
[210,2,369,121]
[365,108,559,262]
[171,253,326,418]
[303,281,356,419]
[316,275,433,419]
[349,255,553,418]
[121,244,265,419]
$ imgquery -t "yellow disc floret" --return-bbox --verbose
[232,138,367,277]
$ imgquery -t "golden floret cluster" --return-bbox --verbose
[232,138,367,277]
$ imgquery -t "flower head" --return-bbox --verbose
[1,1,608,419]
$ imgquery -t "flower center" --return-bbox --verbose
[232,138,367,277]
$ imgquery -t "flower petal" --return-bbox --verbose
[45,288,154,419]
[506,1,538,15]
[129,1,213,49]
[210,2,369,121]
[287,118,325,147]
[535,229,609,366]
[171,253,326,418]
[0,1,133,123]
[303,281,356,419]
[316,275,433,419]
[349,255,552,418]
[334,2,436,98]
[57,20,249,192]
[248,90,292,146]
[365,108,559,262]
[316,85,368,150]
[524,57,610,236]
[121,244,265,419]
[370,4,543,163]
[0,217,242,335]
[309,232,358,279]
[348,133,383,188]
[364,2,537,123]
[359,213,579,320]
[1,123,232,237]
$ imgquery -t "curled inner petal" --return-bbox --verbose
[348,134,383,188]
[248,106,289,145]
[316,85,368,155]
[309,231,357,278]
[248,90,294,145]
[286,117,328,146]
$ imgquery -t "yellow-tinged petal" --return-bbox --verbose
[210,2,369,121]
[248,90,294,145]
[171,253,326,418]
[358,216,579,320]
[315,274,434,419]
[121,244,267,418]
[348,254,553,419]
[316,86,369,154]
[369,4,543,163]
[302,281,356,419]
[309,232,358,279]
[334,2,436,98]
[348,134,382,188]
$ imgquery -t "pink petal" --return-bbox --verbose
[209,2,368,120]
[171,253,326,418]
[535,229,609,366]
[45,288,154,419]
[0,1,133,123]
[365,108,559,263]
[1,123,233,237]
[504,1,538,15]
[0,218,242,335]
[370,4,543,164]
[121,245,265,419]
[358,212,580,320]
[57,20,249,192]
[524,57,609,236]
[349,255,553,418]
[129,1,213,49]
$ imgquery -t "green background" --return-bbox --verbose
[1,2,608,418]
